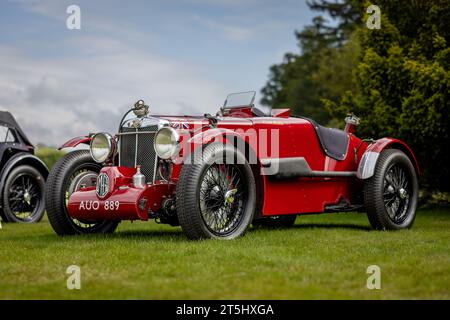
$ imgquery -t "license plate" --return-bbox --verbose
[79,201,120,211]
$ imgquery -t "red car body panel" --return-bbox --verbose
[66,106,418,222]
[68,166,176,221]
[59,136,91,149]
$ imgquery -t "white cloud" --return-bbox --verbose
[1,0,315,147]
[221,25,255,42]
[0,41,225,146]
[10,0,67,20]
[192,15,255,42]
[1,2,229,146]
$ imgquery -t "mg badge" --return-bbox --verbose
[96,173,110,198]
[129,119,142,129]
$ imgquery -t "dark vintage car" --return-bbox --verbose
[45,92,419,240]
[0,111,48,223]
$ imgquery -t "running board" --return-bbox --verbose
[325,204,364,212]
[261,158,357,179]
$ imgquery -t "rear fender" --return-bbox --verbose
[59,136,91,150]
[357,138,420,179]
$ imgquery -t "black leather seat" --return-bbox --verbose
[315,124,349,161]
[294,116,350,161]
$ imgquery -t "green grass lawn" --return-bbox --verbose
[1,208,449,300]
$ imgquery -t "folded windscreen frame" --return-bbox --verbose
[0,111,33,147]
[223,91,256,109]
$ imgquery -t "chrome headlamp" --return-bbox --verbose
[154,127,181,159]
[90,133,115,163]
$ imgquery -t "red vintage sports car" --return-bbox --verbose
[46,91,419,240]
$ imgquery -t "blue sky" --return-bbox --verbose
[0,0,318,145]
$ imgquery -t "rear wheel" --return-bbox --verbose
[364,149,418,230]
[2,165,45,223]
[253,215,297,228]
[176,143,256,240]
[45,150,119,235]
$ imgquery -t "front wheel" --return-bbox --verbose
[45,150,119,236]
[176,143,256,240]
[364,149,418,230]
[2,165,46,223]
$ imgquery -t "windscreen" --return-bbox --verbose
[223,91,256,109]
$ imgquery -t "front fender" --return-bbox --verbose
[59,136,91,150]
[184,128,259,165]
[0,153,49,200]
[187,128,236,145]
[357,138,420,179]
[180,127,266,218]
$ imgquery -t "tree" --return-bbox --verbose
[325,0,450,190]
[260,0,362,124]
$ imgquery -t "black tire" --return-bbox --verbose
[176,143,256,240]
[45,150,119,236]
[253,215,297,228]
[0,209,7,222]
[2,165,46,223]
[364,149,418,230]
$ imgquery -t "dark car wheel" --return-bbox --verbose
[364,149,418,230]
[176,143,256,240]
[2,165,45,223]
[45,150,119,236]
[253,215,297,228]
[0,209,7,222]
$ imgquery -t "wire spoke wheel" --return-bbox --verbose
[199,163,248,236]
[177,143,256,240]
[8,173,42,222]
[383,164,411,224]
[364,149,418,230]
[2,165,46,223]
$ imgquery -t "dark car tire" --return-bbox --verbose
[0,210,7,222]
[176,142,256,240]
[2,165,46,223]
[45,150,119,236]
[253,215,297,228]
[364,149,418,230]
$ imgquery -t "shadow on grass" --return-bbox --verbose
[24,228,187,243]
[31,222,372,243]
[292,223,371,231]
[252,223,371,232]
[112,229,187,241]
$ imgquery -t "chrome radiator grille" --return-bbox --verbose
[119,125,159,183]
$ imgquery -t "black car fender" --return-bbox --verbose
[0,152,49,204]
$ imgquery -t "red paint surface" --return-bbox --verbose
[59,136,91,149]
[68,166,176,221]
